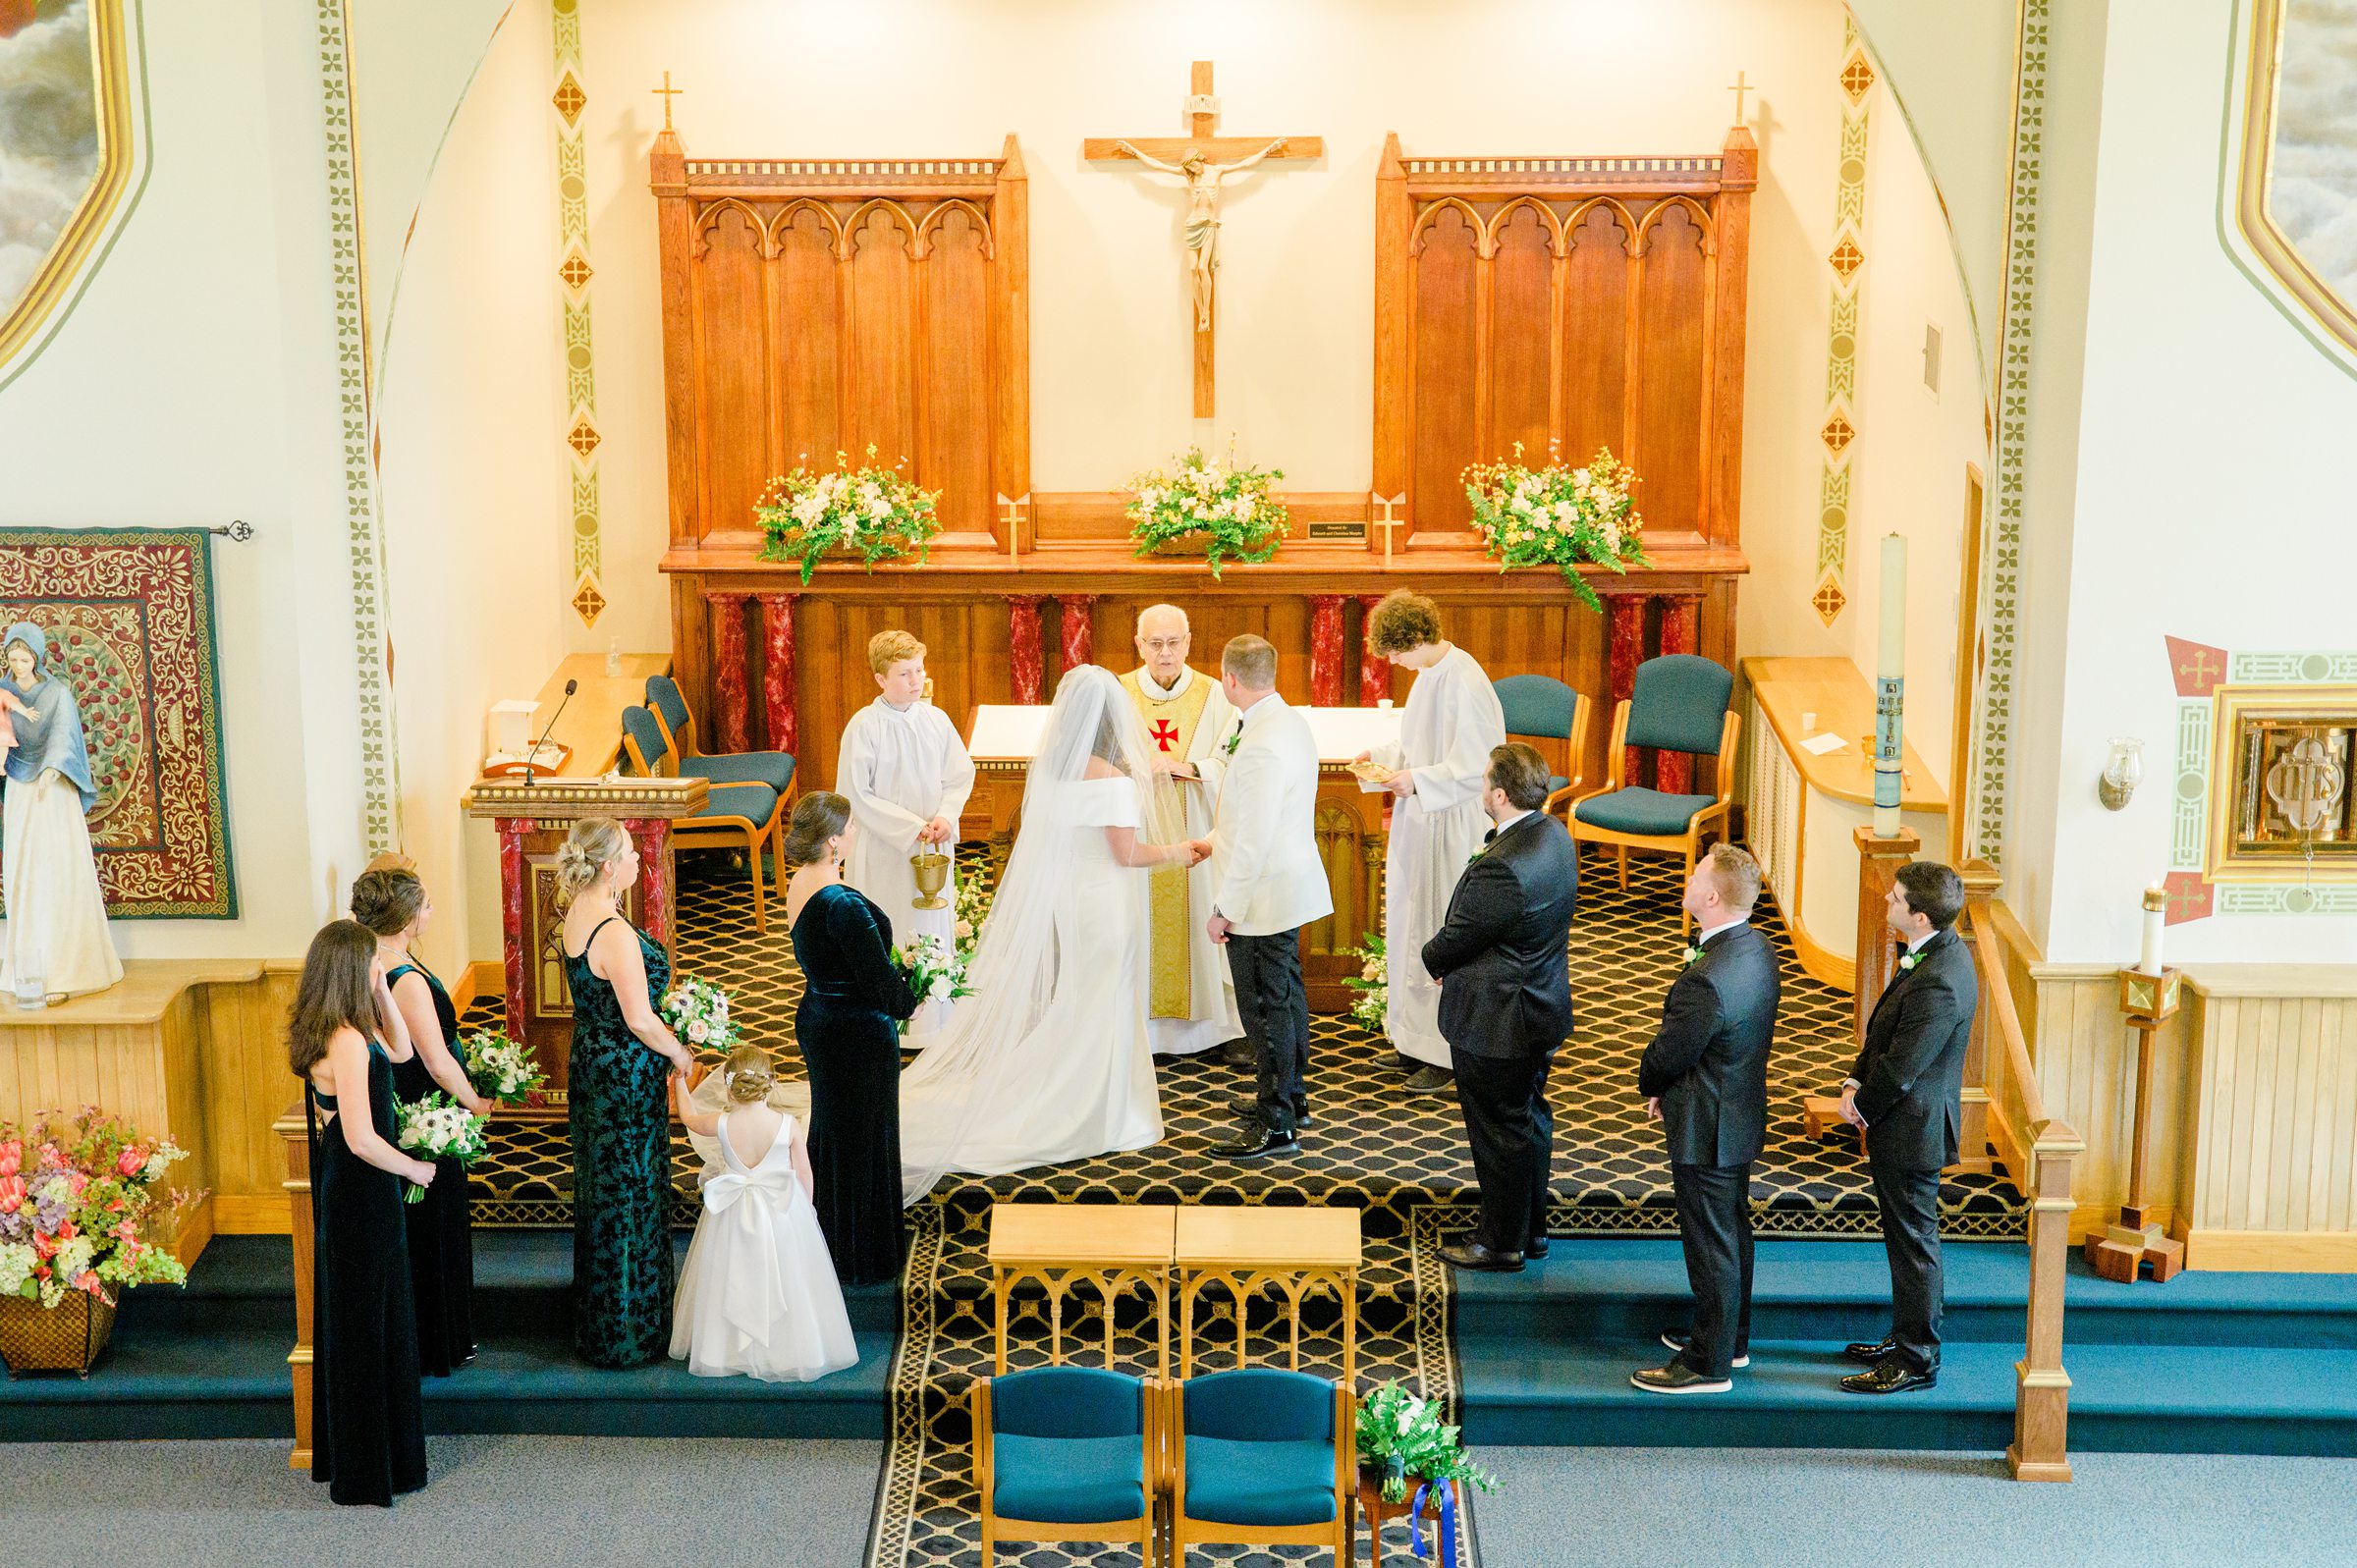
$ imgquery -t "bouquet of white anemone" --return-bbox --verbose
[460,1030,545,1106]
[660,976,740,1054]
[891,933,972,1033]
[393,1094,489,1205]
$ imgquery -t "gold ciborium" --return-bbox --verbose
[909,850,952,910]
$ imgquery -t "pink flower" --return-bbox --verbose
[0,1139,20,1176]
[0,1174,21,1212]
[66,1171,88,1195]
[116,1147,147,1179]
[55,1219,76,1242]
[74,1271,102,1297]
[113,1220,138,1244]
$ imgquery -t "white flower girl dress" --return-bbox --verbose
[669,1110,858,1383]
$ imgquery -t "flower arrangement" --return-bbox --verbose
[393,1095,489,1204]
[661,976,740,1056]
[1124,446,1289,577]
[754,445,943,586]
[1343,933,1388,1036]
[1354,1381,1499,1504]
[460,1030,545,1106]
[892,933,972,1032]
[1460,442,1647,613]
[952,855,992,966]
[0,1110,194,1310]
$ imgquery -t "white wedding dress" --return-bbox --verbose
[669,1113,858,1384]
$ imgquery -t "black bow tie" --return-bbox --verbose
[1483,827,1499,844]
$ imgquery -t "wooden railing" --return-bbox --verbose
[1957,861,2081,1483]
[274,1099,315,1471]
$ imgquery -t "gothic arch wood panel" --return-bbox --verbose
[771,203,842,481]
[1561,200,1633,464]
[1489,201,1557,467]
[1410,202,1482,536]
[918,205,992,536]
[690,203,773,551]
[1633,198,1710,537]
[844,204,921,471]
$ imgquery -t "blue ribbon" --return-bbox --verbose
[1407,1477,1458,1564]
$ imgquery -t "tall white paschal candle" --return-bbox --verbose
[2139,884,2166,976]
[1872,532,1907,838]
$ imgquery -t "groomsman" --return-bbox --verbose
[1203,635,1333,1159]
[1630,845,1781,1394]
[1837,859,1977,1394]
[1421,743,1577,1272]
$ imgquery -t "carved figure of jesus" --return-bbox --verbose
[1115,137,1288,330]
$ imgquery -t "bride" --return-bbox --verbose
[894,666,1206,1199]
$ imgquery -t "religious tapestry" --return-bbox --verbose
[0,527,236,917]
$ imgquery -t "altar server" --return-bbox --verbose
[1124,603,1243,1057]
[1354,591,1507,1091]
[834,630,975,1039]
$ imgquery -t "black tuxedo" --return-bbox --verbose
[1422,810,1578,1253]
[1636,923,1781,1378]
[1846,926,1977,1373]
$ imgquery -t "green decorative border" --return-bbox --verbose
[315,0,398,852]
[553,0,603,622]
[1971,0,2050,869]
[1812,20,1874,607]
[2170,697,2212,871]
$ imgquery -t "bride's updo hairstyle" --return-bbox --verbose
[780,790,852,869]
[723,1043,775,1105]
[555,816,628,912]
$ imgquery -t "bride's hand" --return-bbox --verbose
[1181,838,1213,867]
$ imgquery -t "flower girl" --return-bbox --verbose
[667,1046,858,1383]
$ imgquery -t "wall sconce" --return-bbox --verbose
[2099,736,2144,811]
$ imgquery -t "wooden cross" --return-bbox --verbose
[1728,70,1752,125]
[1370,492,1408,568]
[652,72,685,132]
[1086,62,1322,417]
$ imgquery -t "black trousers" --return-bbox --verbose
[1226,930,1308,1137]
[1869,1160,1944,1372]
[1670,1161,1753,1379]
[1450,1047,1556,1252]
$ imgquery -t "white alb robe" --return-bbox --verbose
[834,697,975,1039]
[1127,666,1241,1055]
[1367,645,1507,1068]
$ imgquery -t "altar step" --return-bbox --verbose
[1453,1239,2357,1458]
[0,1234,898,1444]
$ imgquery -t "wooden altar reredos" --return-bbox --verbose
[650,124,1758,810]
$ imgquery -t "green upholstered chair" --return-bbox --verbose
[1566,654,1740,933]
[643,675,797,796]
[1492,673,1592,826]
[621,704,788,934]
[971,1367,1154,1568]
[1164,1369,1353,1566]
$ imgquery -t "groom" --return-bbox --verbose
[1201,635,1332,1159]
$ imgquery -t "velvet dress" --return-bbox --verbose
[564,916,677,1369]
[385,960,475,1376]
[791,883,919,1286]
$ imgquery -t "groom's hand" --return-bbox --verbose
[1206,913,1233,945]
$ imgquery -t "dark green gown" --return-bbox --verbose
[385,961,475,1377]
[564,915,676,1369]
[307,1041,428,1506]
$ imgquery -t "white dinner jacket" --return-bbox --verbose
[1205,693,1334,937]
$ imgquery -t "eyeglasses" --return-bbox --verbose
[1139,637,1189,652]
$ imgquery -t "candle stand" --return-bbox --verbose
[2085,966,2185,1284]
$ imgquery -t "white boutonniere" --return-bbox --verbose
[1681,944,1705,968]
[1897,949,1923,973]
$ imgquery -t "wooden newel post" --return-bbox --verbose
[2009,1114,2083,1483]
[1851,826,1918,1043]
[276,1101,315,1471]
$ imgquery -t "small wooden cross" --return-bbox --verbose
[996,491,1030,562]
[652,72,685,132]
[1728,71,1752,126]
[1370,492,1408,568]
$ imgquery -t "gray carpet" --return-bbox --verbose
[0,1435,882,1568]
[1475,1445,2357,1568]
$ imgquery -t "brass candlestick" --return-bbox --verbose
[909,850,952,910]
[2085,963,2186,1284]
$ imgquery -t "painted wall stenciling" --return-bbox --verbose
[317,0,398,852]
[552,0,602,626]
[1810,19,1875,625]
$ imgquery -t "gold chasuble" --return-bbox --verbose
[1122,666,1215,1017]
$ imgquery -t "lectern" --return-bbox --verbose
[462,775,709,1097]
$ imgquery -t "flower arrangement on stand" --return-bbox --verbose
[1124,445,1289,578]
[1353,1381,1498,1562]
[1460,442,1647,613]
[0,1109,197,1373]
[460,1030,546,1107]
[393,1096,490,1204]
[754,445,943,585]
[661,976,741,1063]
[1343,933,1388,1036]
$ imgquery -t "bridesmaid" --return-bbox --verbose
[289,919,434,1507]
[352,857,490,1377]
[557,817,694,1368]
[784,791,919,1286]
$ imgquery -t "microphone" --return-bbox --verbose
[521,678,577,785]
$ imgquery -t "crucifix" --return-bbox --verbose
[1087,62,1322,417]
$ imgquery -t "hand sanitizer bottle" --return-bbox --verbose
[605,637,622,677]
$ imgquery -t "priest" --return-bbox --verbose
[1123,604,1243,1056]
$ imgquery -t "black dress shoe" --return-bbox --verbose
[1438,1236,1524,1272]
[1209,1124,1298,1160]
[1630,1361,1732,1394]
[1221,1040,1256,1069]
[1838,1357,1938,1395]
[1230,1095,1311,1128]
[1842,1334,1899,1364]
[1658,1330,1749,1370]
[1404,1065,1455,1093]
[1524,1237,1551,1260]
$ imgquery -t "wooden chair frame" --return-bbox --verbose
[622,723,789,934]
[971,1377,1158,1568]
[1566,702,1740,935]
[645,678,795,794]
[1512,690,1592,829]
[1157,1378,1355,1568]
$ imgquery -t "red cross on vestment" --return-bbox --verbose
[1150,719,1180,752]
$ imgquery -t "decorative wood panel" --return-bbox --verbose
[1375,133,1757,553]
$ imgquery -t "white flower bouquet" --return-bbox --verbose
[1124,445,1289,577]
[951,857,993,965]
[892,933,972,1033]
[1460,442,1648,613]
[1343,933,1388,1037]
[660,975,740,1055]
[393,1093,489,1205]
[753,444,942,585]
[460,1030,545,1106]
